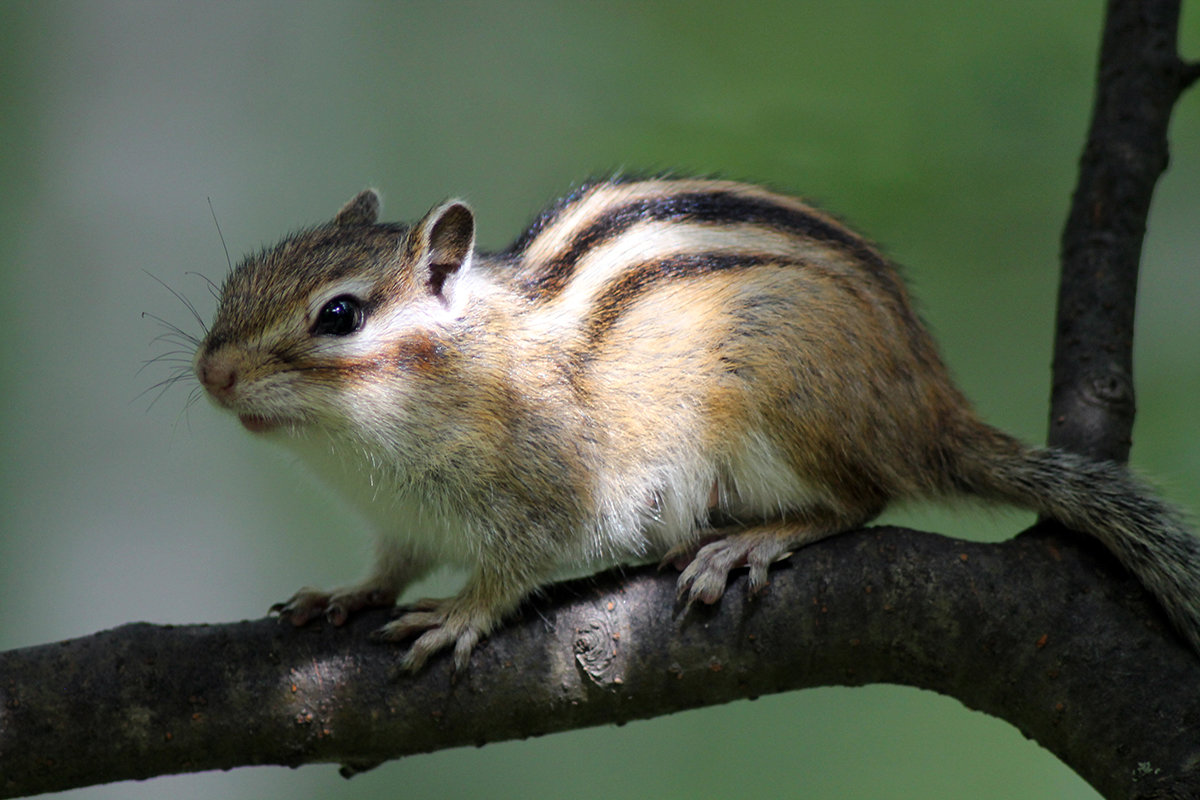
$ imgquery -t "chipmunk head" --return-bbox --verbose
[193,190,478,437]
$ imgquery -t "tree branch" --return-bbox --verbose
[1048,0,1194,461]
[1183,60,1200,90]
[2,525,1198,800]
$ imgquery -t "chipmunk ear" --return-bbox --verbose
[334,189,381,226]
[410,200,475,303]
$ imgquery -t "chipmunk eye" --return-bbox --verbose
[312,295,364,336]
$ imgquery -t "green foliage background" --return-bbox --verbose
[1,3,1197,798]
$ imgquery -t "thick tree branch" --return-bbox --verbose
[1048,0,1193,461]
[2,525,1199,800]
[1184,61,1200,89]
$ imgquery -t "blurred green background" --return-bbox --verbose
[1,2,1197,798]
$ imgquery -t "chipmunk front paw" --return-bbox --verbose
[373,596,495,673]
[271,584,397,626]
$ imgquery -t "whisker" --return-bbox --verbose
[144,272,207,335]
[135,369,195,409]
[147,326,196,343]
[137,360,192,381]
[186,270,222,294]
[170,385,206,437]
[142,350,194,362]
[208,197,234,274]
[148,339,198,356]
[142,312,200,345]
[137,351,193,374]
[138,226,228,421]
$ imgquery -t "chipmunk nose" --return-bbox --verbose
[196,355,238,400]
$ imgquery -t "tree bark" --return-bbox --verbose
[3,525,1199,800]
[1048,0,1199,461]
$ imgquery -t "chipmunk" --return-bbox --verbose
[193,177,1200,671]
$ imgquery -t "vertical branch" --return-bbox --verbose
[1049,0,1197,462]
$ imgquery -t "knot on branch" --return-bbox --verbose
[1050,365,1136,462]
[574,617,621,685]
[1083,367,1135,412]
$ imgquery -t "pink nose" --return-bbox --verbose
[197,357,238,400]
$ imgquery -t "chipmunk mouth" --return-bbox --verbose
[238,414,285,433]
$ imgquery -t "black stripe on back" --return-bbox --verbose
[580,252,776,351]
[518,190,890,300]
[505,181,601,255]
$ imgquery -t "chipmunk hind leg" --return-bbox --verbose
[675,508,876,607]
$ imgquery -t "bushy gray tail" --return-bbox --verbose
[955,430,1200,656]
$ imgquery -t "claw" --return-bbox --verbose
[373,607,444,641]
[374,596,494,673]
[270,584,396,627]
[270,586,332,626]
[658,533,724,572]
[675,530,796,609]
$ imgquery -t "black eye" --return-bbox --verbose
[312,295,364,336]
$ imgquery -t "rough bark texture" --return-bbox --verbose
[2,525,1199,800]
[1048,0,1198,461]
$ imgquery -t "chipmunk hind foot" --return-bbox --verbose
[674,515,865,607]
